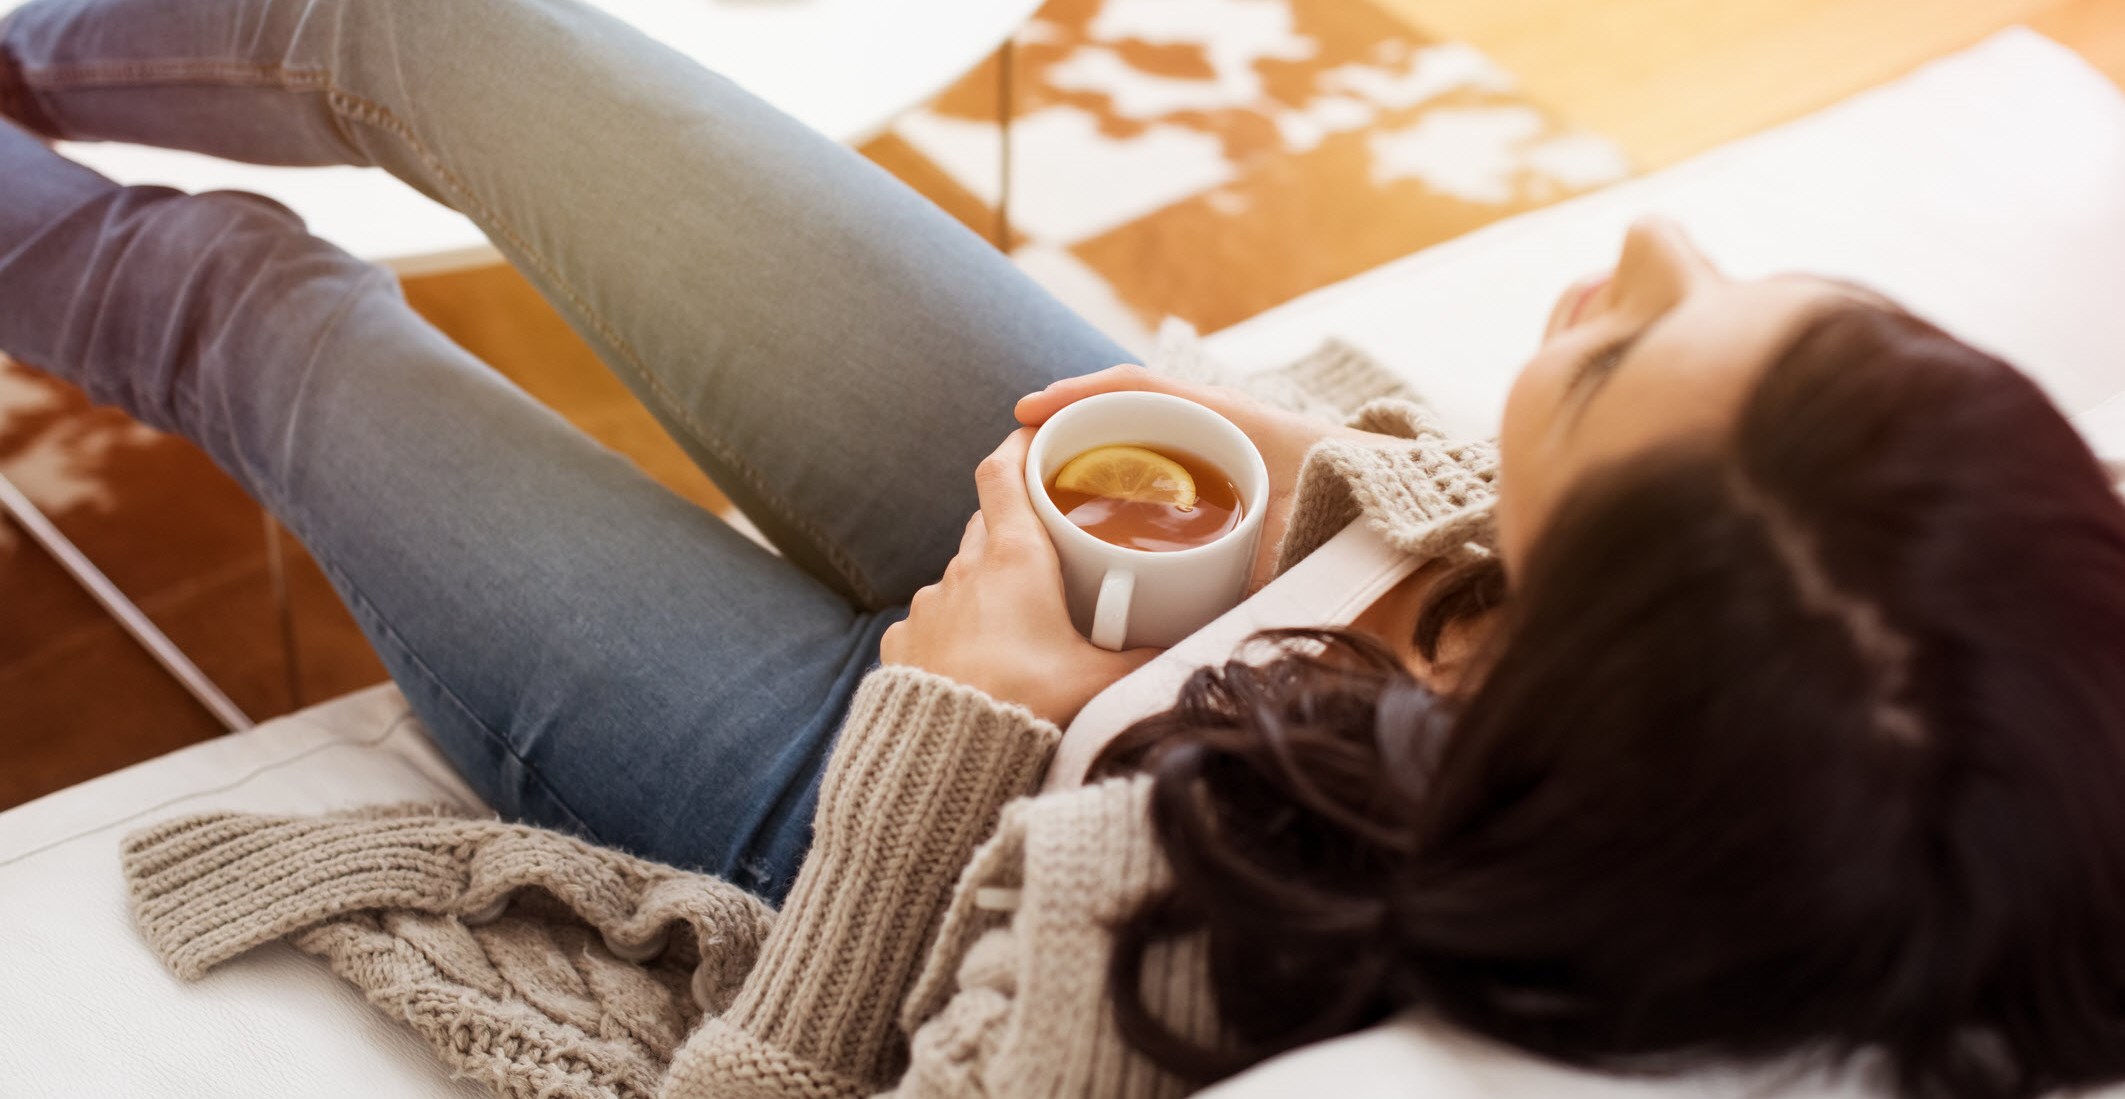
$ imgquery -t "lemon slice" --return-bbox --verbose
[1052,445,1197,508]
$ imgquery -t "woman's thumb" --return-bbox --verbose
[1014,364,1173,426]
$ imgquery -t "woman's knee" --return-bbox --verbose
[70,185,390,431]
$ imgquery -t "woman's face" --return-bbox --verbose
[1495,217,1879,572]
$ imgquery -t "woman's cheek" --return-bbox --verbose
[1493,462,1532,578]
[1496,354,1568,576]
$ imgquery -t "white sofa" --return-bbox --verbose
[4,28,2123,1099]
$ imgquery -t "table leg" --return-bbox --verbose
[995,32,1016,250]
[0,472,254,732]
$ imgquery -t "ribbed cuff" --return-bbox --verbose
[123,808,486,980]
[666,1017,875,1099]
[1345,395,1443,438]
[1271,419,1500,576]
[704,665,1060,1090]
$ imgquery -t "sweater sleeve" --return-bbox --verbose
[663,664,1061,1099]
[887,778,1208,1099]
[1270,396,1501,575]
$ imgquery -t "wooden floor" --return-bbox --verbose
[1386,0,2125,169]
[4,0,2122,809]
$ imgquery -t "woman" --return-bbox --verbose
[7,1,2125,1097]
[1093,297,2125,1099]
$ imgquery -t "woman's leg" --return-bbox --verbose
[0,119,887,901]
[0,0,1135,609]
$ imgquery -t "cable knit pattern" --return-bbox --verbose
[119,339,1502,1099]
[123,804,775,1099]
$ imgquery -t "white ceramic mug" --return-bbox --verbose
[1025,391,1270,650]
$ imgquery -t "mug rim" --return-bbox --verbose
[1024,390,1271,562]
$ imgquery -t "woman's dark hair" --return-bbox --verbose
[1090,303,2125,1099]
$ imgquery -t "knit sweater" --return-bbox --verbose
[121,337,1499,1099]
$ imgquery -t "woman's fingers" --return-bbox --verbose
[885,433,1179,722]
[1014,363,1174,426]
[973,428,1046,551]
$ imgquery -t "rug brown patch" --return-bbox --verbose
[864,0,1629,344]
[0,357,298,805]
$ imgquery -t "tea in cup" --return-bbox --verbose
[1025,392,1269,650]
[1043,443,1245,552]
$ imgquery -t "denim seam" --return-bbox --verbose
[20,59,331,89]
[317,87,885,608]
[21,55,884,607]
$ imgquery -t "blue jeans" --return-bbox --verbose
[0,0,1130,902]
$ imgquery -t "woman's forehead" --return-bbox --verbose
[1570,279,1846,461]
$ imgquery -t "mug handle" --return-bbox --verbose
[1090,569,1136,651]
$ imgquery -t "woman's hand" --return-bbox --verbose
[1016,365,1370,591]
[880,428,1161,727]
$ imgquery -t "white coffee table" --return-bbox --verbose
[1,0,1040,273]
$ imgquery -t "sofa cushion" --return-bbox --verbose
[0,686,489,1098]
[1198,1014,1886,1099]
